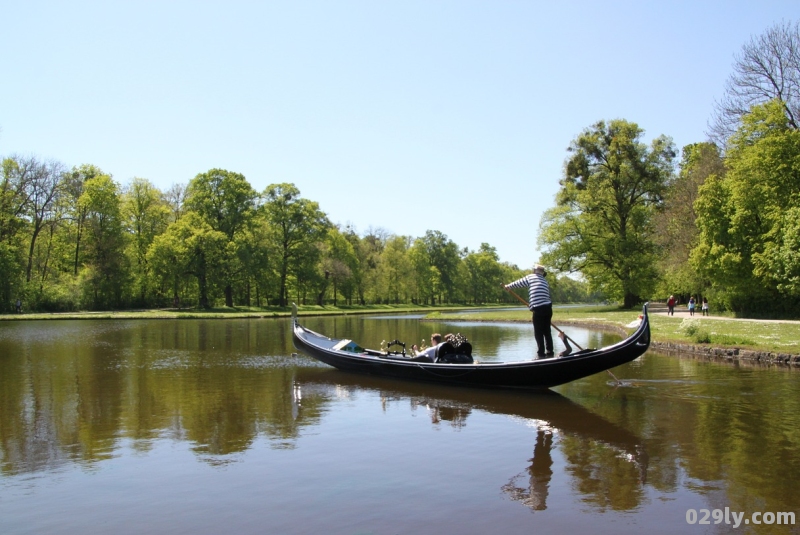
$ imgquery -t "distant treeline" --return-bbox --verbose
[0,164,601,313]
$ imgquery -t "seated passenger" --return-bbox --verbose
[412,333,447,362]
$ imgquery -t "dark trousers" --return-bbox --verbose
[531,304,554,356]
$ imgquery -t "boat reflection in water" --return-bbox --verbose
[294,368,647,513]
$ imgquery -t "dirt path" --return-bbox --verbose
[649,304,800,324]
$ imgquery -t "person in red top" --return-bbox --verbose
[667,295,676,316]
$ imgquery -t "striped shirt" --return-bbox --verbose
[506,273,552,309]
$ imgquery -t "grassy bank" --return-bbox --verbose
[0,303,500,321]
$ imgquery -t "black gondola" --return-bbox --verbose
[291,303,650,390]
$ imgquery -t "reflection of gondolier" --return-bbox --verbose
[503,265,554,357]
[502,428,553,510]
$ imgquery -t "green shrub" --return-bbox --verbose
[679,319,711,343]
[679,319,700,336]
[27,278,82,312]
[692,330,711,344]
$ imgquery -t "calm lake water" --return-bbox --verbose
[1,315,798,535]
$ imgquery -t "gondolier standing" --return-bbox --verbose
[503,265,554,357]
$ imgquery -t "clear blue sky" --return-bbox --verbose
[2,1,799,269]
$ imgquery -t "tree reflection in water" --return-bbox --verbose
[501,424,649,513]
[296,370,649,513]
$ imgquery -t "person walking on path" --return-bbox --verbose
[688,296,696,316]
[667,295,676,316]
[503,265,554,357]
[701,297,709,316]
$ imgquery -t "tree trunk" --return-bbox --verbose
[279,266,288,307]
[225,284,233,307]
[198,262,210,308]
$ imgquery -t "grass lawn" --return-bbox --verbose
[0,303,500,321]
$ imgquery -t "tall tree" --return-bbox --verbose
[709,20,800,147]
[692,99,800,313]
[237,212,279,307]
[123,178,171,305]
[261,183,329,307]
[654,142,724,298]
[148,212,227,309]
[409,230,461,305]
[539,119,676,308]
[80,172,128,308]
[0,157,31,310]
[320,226,358,306]
[21,157,65,283]
[1,156,33,243]
[377,235,413,304]
[463,243,503,304]
[185,169,257,307]
[63,164,105,276]
[164,182,187,223]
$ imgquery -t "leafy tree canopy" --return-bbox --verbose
[539,119,676,308]
[692,99,800,312]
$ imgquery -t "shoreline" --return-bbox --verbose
[3,307,799,368]
[648,340,800,367]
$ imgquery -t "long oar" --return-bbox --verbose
[502,286,584,351]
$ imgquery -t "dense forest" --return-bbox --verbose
[3,22,800,315]
[0,165,598,313]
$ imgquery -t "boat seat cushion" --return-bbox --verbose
[436,341,474,364]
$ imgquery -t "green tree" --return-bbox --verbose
[320,226,358,306]
[654,142,724,299]
[164,182,186,223]
[377,235,413,304]
[342,225,385,306]
[4,156,66,284]
[692,99,800,313]
[62,164,105,276]
[463,243,503,304]
[409,238,439,305]
[261,183,329,307]
[148,212,227,308]
[80,172,128,308]
[123,178,171,305]
[0,157,29,243]
[548,274,601,303]
[359,229,388,304]
[0,157,32,310]
[539,119,676,308]
[409,230,461,305]
[237,214,279,307]
[185,169,257,307]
